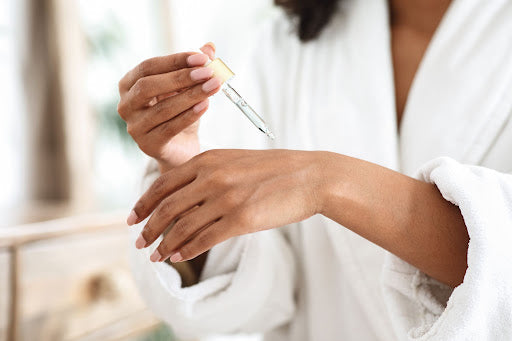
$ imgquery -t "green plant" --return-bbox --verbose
[137,324,176,341]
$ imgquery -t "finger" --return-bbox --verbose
[125,97,210,154]
[137,182,206,249]
[129,165,197,225]
[146,98,209,142]
[154,89,184,104]
[168,218,234,263]
[127,66,214,109]
[119,52,209,92]
[149,88,187,108]
[200,42,216,60]
[129,77,221,135]
[151,202,222,262]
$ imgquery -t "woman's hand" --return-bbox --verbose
[117,43,219,171]
[128,149,325,263]
[128,147,468,286]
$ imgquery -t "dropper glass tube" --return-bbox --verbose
[205,57,275,140]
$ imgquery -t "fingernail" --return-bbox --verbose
[193,99,209,113]
[170,252,183,263]
[202,77,222,92]
[200,44,215,59]
[190,67,213,81]
[202,42,216,50]
[127,210,138,226]
[187,54,208,66]
[135,235,147,249]
[150,249,162,262]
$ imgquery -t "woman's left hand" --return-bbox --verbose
[129,149,325,263]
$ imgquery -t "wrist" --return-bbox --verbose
[316,153,419,246]
[310,151,348,216]
[315,152,368,226]
[156,134,201,174]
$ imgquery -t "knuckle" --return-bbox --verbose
[152,174,168,190]
[190,232,214,253]
[208,170,225,185]
[191,150,217,171]
[194,150,210,162]
[126,123,137,137]
[235,207,253,226]
[190,151,209,168]
[176,69,190,87]
[153,102,164,116]
[153,101,170,117]
[161,122,179,138]
[132,78,150,100]
[118,78,126,93]
[117,101,127,118]
[179,247,192,260]
[210,169,233,187]
[223,190,241,208]
[180,242,199,260]
[141,224,156,242]
[181,110,198,127]
[136,139,151,154]
[203,149,221,158]
[185,87,200,101]
[172,218,191,238]
[158,196,175,216]
[152,175,170,196]
[197,232,213,248]
[137,59,153,77]
[170,54,185,70]
[158,240,172,255]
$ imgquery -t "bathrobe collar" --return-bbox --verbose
[318,2,512,332]
[397,0,512,174]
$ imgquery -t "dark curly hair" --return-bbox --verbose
[275,0,340,42]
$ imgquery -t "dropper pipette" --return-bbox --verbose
[204,56,275,140]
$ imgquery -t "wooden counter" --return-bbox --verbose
[0,212,161,341]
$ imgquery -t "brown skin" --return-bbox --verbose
[118,43,218,272]
[119,0,469,288]
[390,0,453,125]
[117,43,218,172]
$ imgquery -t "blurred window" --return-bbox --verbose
[0,0,25,209]
[1,0,274,221]
[78,0,275,211]
[78,0,169,210]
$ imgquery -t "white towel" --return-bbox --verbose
[383,157,512,340]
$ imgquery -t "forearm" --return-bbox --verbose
[318,152,469,287]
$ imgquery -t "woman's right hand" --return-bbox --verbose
[117,43,220,172]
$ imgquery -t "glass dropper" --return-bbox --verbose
[205,57,275,140]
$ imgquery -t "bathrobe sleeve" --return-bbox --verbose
[129,18,297,339]
[130,214,296,339]
[382,157,512,341]
[130,158,296,339]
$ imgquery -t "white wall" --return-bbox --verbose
[169,0,275,69]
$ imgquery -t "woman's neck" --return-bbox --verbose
[389,0,452,33]
[388,0,452,127]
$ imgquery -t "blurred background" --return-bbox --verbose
[0,0,275,340]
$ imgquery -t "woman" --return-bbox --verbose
[117,0,512,340]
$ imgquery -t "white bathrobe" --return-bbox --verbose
[130,0,512,340]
